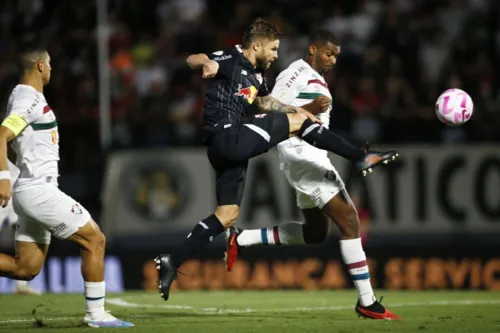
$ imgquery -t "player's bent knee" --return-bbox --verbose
[215,205,240,228]
[15,262,43,281]
[91,230,106,250]
[85,229,106,253]
[70,220,106,253]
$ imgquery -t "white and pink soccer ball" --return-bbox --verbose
[435,88,474,126]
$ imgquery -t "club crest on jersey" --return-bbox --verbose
[71,204,82,214]
[255,73,263,84]
[277,88,288,101]
[234,84,258,104]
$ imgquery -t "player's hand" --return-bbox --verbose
[0,179,12,208]
[307,96,331,114]
[297,107,323,124]
[202,60,219,79]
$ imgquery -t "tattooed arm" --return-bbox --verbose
[255,95,322,123]
[255,95,298,113]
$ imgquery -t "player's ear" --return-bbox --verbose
[253,41,261,52]
[37,60,44,73]
[308,44,317,56]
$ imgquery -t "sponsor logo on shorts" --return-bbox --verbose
[254,114,266,119]
[310,187,322,201]
[51,222,67,234]
[71,204,82,214]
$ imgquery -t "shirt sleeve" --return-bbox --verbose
[271,67,308,105]
[8,90,44,125]
[207,50,235,78]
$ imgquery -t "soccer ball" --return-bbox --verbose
[435,88,474,126]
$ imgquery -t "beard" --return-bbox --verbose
[256,57,271,70]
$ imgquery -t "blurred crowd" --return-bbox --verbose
[0,0,499,213]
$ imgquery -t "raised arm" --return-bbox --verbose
[186,53,212,70]
[186,50,235,78]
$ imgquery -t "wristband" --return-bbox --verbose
[0,171,11,180]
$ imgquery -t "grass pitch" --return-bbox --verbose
[0,290,499,332]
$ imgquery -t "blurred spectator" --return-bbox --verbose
[0,0,498,217]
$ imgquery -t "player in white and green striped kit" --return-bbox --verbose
[225,30,399,320]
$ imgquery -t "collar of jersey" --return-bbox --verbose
[298,58,324,78]
[235,44,261,72]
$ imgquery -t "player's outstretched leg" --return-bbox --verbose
[289,115,398,174]
[224,222,306,271]
[68,220,134,328]
[156,205,236,301]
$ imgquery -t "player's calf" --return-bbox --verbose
[301,208,329,244]
[68,221,133,327]
[322,196,360,240]
[0,241,47,281]
[215,205,239,229]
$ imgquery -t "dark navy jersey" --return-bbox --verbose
[202,45,269,129]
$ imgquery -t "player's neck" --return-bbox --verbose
[304,55,322,75]
[20,73,44,93]
[242,49,257,68]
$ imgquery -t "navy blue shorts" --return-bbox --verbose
[205,112,289,206]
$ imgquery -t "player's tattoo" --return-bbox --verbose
[256,95,297,113]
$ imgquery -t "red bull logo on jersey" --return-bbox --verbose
[234,85,258,104]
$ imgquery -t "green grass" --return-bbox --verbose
[1,290,499,332]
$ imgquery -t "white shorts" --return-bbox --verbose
[12,183,91,244]
[0,200,19,226]
[278,142,345,209]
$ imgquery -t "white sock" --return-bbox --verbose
[16,280,28,288]
[85,281,106,318]
[237,222,305,246]
[340,238,375,307]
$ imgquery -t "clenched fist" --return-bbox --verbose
[310,96,331,114]
[202,60,219,79]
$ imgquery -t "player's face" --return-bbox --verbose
[316,42,340,74]
[38,53,52,85]
[256,39,279,70]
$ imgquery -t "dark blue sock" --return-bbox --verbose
[172,214,225,268]
[298,118,365,161]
